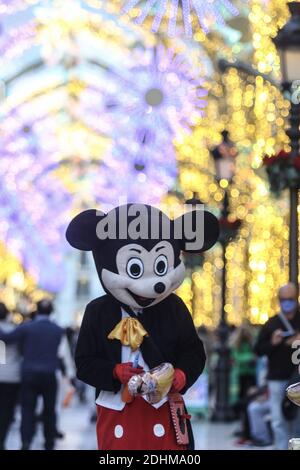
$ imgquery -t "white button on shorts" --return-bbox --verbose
[153,423,165,437]
[114,425,124,438]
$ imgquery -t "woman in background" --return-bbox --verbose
[230,323,256,445]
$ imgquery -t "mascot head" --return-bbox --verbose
[66,204,219,309]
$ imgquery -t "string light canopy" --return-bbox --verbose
[122,0,242,37]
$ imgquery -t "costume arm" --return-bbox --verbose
[75,305,120,392]
[174,297,206,394]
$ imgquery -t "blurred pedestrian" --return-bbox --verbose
[0,299,64,450]
[231,324,256,402]
[247,386,272,447]
[230,324,256,444]
[255,282,300,449]
[0,303,21,450]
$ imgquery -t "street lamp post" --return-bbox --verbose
[211,131,239,421]
[212,190,232,422]
[273,2,300,286]
[185,195,205,319]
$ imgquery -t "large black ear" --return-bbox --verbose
[66,209,106,251]
[174,210,219,254]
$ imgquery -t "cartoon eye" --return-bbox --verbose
[154,255,168,276]
[127,258,144,279]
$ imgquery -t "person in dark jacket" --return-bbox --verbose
[0,303,21,450]
[254,283,300,449]
[66,203,219,450]
[0,299,64,450]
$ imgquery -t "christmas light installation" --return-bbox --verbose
[0,0,164,298]
[0,180,69,292]
[106,44,207,142]
[122,0,241,37]
[0,0,39,17]
[0,106,73,292]
[98,143,177,207]
[173,0,291,328]
[0,21,37,65]
[0,0,293,331]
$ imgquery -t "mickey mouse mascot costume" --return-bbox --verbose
[66,203,219,450]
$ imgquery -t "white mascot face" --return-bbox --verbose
[101,241,186,309]
[66,203,219,310]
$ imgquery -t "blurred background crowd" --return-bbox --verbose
[0,282,300,450]
[0,0,300,451]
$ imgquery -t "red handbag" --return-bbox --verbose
[168,392,191,445]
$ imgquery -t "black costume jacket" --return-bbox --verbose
[75,293,206,398]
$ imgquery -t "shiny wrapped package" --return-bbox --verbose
[128,362,174,404]
[286,381,300,407]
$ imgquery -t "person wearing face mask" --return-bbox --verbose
[255,283,300,449]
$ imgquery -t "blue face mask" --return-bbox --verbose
[280,299,297,314]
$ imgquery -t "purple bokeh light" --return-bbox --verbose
[0,107,72,292]
[105,45,207,140]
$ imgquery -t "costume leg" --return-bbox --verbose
[96,398,185,450]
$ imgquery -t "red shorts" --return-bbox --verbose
[96,397,186,450]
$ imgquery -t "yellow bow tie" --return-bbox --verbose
[108,317,149,352]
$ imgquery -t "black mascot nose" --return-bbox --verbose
[154,282,166,294]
